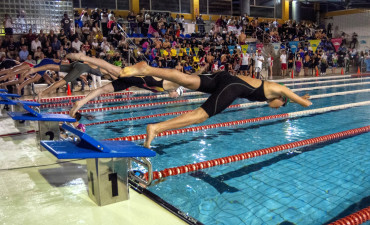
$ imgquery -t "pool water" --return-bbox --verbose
[41,77,370,224]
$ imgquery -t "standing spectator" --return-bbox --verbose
[101,9,109,37]
[295,55,302,76]
[303,52,310,76]
[38,30,47,46]
[91,8,100,28]
[25,29,37,45]
[81,12,90,26]
[136,13,144,34]
[196,15,205,34]
[280,50,287,77]
[3,14,13,35]
[31,37,42,53]
[61,13,72,35]
[267,53,273,79]
[127,12,137,35]
[19,45,29,62]
[239,51,250,76]
[255,50,264,79]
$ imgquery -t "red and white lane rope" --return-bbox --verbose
[106,100,370,141]
[39,77,370,109]
[85,89,370,126]
[28,74,370,104]
[40,91,204,109]
[143,125,370,181]
[53,81,370,114]
[329,206,370,225]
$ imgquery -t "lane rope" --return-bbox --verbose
[39,77,370,108]
[328,206,370,225]
[27,74,369,103]
[85,89,370,126]
[54,81,370,114]
[106,100,370,141]
[143,125,370,181]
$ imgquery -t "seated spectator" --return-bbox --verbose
[19,45,29,62]
[71,37,83,52]
[31,37,42,53]
[51,37,61,52]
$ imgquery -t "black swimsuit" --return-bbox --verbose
[112,76,165,93]
[197,71,268,117]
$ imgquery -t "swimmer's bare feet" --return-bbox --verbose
[66,53,85,61]
[144,124,159,148]
[69,101,82,117]
[119,61,148,78]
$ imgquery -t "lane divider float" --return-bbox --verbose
[144,125,370,181]
[85,89,370,126]
[54,82,370,114]
[329,206,370,225]
[106,100,370,141]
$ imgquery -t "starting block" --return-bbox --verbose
[0,89,7,92]
[41,124,156,206]
[8,103,75,149]
[0,93,41,117]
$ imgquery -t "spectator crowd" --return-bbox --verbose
[1,8,370,96]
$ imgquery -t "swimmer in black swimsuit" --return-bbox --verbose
[22,61,106,101]
[119,61,312,148]
[66,53,199,117]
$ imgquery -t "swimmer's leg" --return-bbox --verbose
[16,75,41,95]
[120,62,201,90]
[37,79,66,101]
[70,83,114,117]
[67,53,121,76]
[145,107,209,148]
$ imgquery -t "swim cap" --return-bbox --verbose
[176,86,184,97]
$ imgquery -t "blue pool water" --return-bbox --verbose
[42,77,370,224]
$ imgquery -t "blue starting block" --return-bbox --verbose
[41,124,156,206]
[8,103,75,150]
[0,94,41,117]
[0,89,7,92]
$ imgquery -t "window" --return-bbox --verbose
[250,6,274,18]
[139,0,150,11]
[199,0,207,14]
[209,0,231,15]
[181,0,191,13]
[117,0,129,10]
[152,0,179,12]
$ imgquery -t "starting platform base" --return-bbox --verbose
[87,158,129,206]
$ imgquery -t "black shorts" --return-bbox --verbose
[61,62,102,83]
[111,76,164,92]
[197,71,267,117]
[239,65,249,71]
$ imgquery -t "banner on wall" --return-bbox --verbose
[289,41,299,54]
[228,46,235,55]
[248,42,257,53]
[331,38,342,52]
[256,43,264,51]
[241,45,249,53]
[272,43,281,55]
[308,40,321,52]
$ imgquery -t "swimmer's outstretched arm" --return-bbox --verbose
[120,62,202,90]
[70,83,115,117]
[23,64,61,77]
[145,107,209,148]
[274,84,312,107]
[67,53,121,77]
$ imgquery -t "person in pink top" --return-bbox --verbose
[73,112,86,132]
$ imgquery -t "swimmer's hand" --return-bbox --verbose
[301,93,310,100]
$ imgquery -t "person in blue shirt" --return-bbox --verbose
[18,45,29,62]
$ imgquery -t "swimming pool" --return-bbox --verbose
[41,76,370,224]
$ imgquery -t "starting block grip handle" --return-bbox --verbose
[62,124,110,153]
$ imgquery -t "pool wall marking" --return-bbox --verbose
[106,100,370,141]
